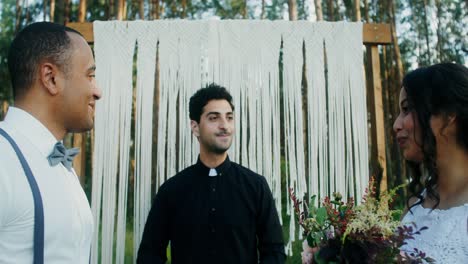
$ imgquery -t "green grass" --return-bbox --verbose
[283,213,302,264]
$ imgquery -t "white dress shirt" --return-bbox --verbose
[0,107,94,264]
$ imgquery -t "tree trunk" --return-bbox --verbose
[138,0,144,19]
[152,0,160,19]
[25,0,31,23]
[386,0,405,196]
[314,0,323,21]
[327,0,334,21]
[15,0,22,33]
[390,0,403,186]
[109,0,115,19]
[43,0,47,21]
[170,0,176,17]
[261,0,265,19]
[117,0,125,20]
[64,0,70,23]
[78,0,86,22]
[353,0,361,21]
[421,0,432,64]
[381,47,392,189]
[435,0,443,61]
[182,0,187,18]
[50,0,55,21]
[123,0,127,20]
[363,0,369,22]
[407,1,422,66]
[241,0,247,18]
[54,0,65,24]
[389,0,403,88]
[288,0,298,20]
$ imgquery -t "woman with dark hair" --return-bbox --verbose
[393,63,468,262]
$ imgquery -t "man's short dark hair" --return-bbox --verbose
[7,22,83,99]
[189,83,234,123]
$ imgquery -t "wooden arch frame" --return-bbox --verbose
[68,22,392,191]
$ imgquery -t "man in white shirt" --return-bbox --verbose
[0,22,102,263]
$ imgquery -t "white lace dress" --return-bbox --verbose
[401,203,468,263]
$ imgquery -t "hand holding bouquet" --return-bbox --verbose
[289,179,434,264]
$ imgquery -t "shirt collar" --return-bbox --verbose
[195,155,232,177]
[3,107,59,158]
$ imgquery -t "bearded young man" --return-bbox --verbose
[137,83,285,264]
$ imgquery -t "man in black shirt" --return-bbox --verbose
[137,83,286,264]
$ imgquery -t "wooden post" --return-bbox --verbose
[366,45,387,192]
[1,101,9,120]
[73,133,87,186]
[68,23,392,45]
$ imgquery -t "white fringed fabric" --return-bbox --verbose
[93,21,136,264]
[91,20,368,262]
[130,21,158,264]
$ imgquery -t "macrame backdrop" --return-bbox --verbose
[92,20,368,263]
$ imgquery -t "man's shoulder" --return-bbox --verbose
[158,165,197,190]
[230,162,266,184]
[0,122,11,143]
[0,123,21,148]
[0,127,18,164]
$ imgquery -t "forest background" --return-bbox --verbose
[0,0,466,263]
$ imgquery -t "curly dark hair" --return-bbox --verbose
[8,22,82,100]
[403,63,468,211]
[189,83,234,123]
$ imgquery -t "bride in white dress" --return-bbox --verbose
[393,63,468,263]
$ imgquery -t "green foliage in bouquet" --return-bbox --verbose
[289,178,435,264]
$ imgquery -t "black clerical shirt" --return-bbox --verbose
[137,156,286,264]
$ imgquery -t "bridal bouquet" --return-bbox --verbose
[289,179,434,264]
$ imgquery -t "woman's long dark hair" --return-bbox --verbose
[403,63,468,210]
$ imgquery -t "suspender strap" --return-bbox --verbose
[0,128,44,264]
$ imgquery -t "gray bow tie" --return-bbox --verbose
[47,142,80,171]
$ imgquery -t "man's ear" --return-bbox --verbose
[191,120,200,137]
[39,62,61,96]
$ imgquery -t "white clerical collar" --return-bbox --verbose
[208,168,218,177]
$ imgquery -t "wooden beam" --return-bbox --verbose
[67,22,392,45]
[366,45,388,192]
[68,22,94,43]
[363,23,391,45]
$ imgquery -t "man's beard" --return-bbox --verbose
[203,137,232,154]
[210,144,230,154]
[209,139,232,154]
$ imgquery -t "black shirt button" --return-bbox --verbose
[211,207,216,212]
[212,188,216,192]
